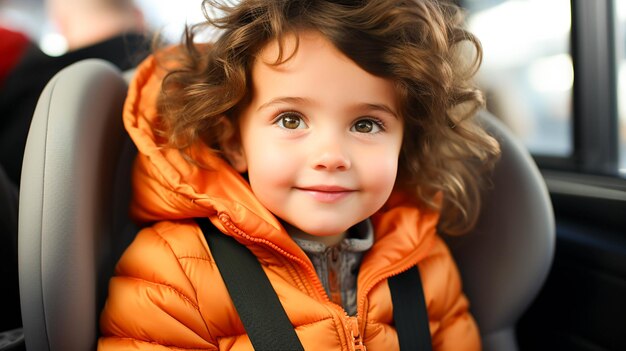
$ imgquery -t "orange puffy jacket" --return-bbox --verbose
[97,53,481,350]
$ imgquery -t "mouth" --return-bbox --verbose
[295,185,355,203]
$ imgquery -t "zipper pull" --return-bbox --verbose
[349,316,366,351]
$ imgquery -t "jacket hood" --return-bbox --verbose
[124,53,440,269]
[124,53,289,238]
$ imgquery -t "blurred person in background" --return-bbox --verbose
[0,0,150,188]
[0,26,29,88]
[0,0,149,340]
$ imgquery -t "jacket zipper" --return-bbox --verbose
[357,262,418,317]
[220,215,365,350]
[354,235,437,340]
[220,214,428,350]
[356,231,437,322]
[218,214,328,300]
[349,316,366,351]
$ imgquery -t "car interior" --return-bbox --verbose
[1,0,626,350]
[12,58,554,351]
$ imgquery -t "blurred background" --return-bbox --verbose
[465,0,626,177]
[0,0,206,55]
[1,0,625,175]
[2,1,626,350]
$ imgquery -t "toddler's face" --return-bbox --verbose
[228,31,403,240]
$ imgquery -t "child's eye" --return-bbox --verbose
[275,112,307,130]
[351,118,384,133]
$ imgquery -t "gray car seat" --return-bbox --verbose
[444,114,556,350]
[18,59,555,351]
[19,59,137,351]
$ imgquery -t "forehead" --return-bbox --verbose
[249,31,398,110]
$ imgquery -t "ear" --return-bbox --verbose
[221,136,248,173]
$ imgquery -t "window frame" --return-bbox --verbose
[533,0,618,175]
[538,0,625,230]
[537,0,620,176]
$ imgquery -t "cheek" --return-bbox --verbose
[358,148,400,199]
[245,143,297,192]
[371,159,399,193]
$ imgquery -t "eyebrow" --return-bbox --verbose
[257,97,399,119]
[257,97,311,112]
[360,103,399,119]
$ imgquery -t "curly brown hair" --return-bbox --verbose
[156,0,500,235]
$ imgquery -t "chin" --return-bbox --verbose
[284,220,350,238]
[301,223,352,237]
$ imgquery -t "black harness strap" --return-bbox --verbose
[197,217,432,350]
[389,266,433,351]
[196,218,304,351]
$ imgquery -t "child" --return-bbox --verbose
[98,0,500,349]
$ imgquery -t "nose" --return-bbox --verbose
[310,135,351,171]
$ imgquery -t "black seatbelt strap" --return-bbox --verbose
[197,218,432,350]
[389,267,433,351]
[196,218,304,351]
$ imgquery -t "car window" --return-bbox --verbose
[465,0,626,179]
[134,0,207,43]
[464,0,573,158]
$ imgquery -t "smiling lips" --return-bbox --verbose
[296,185,355,203]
